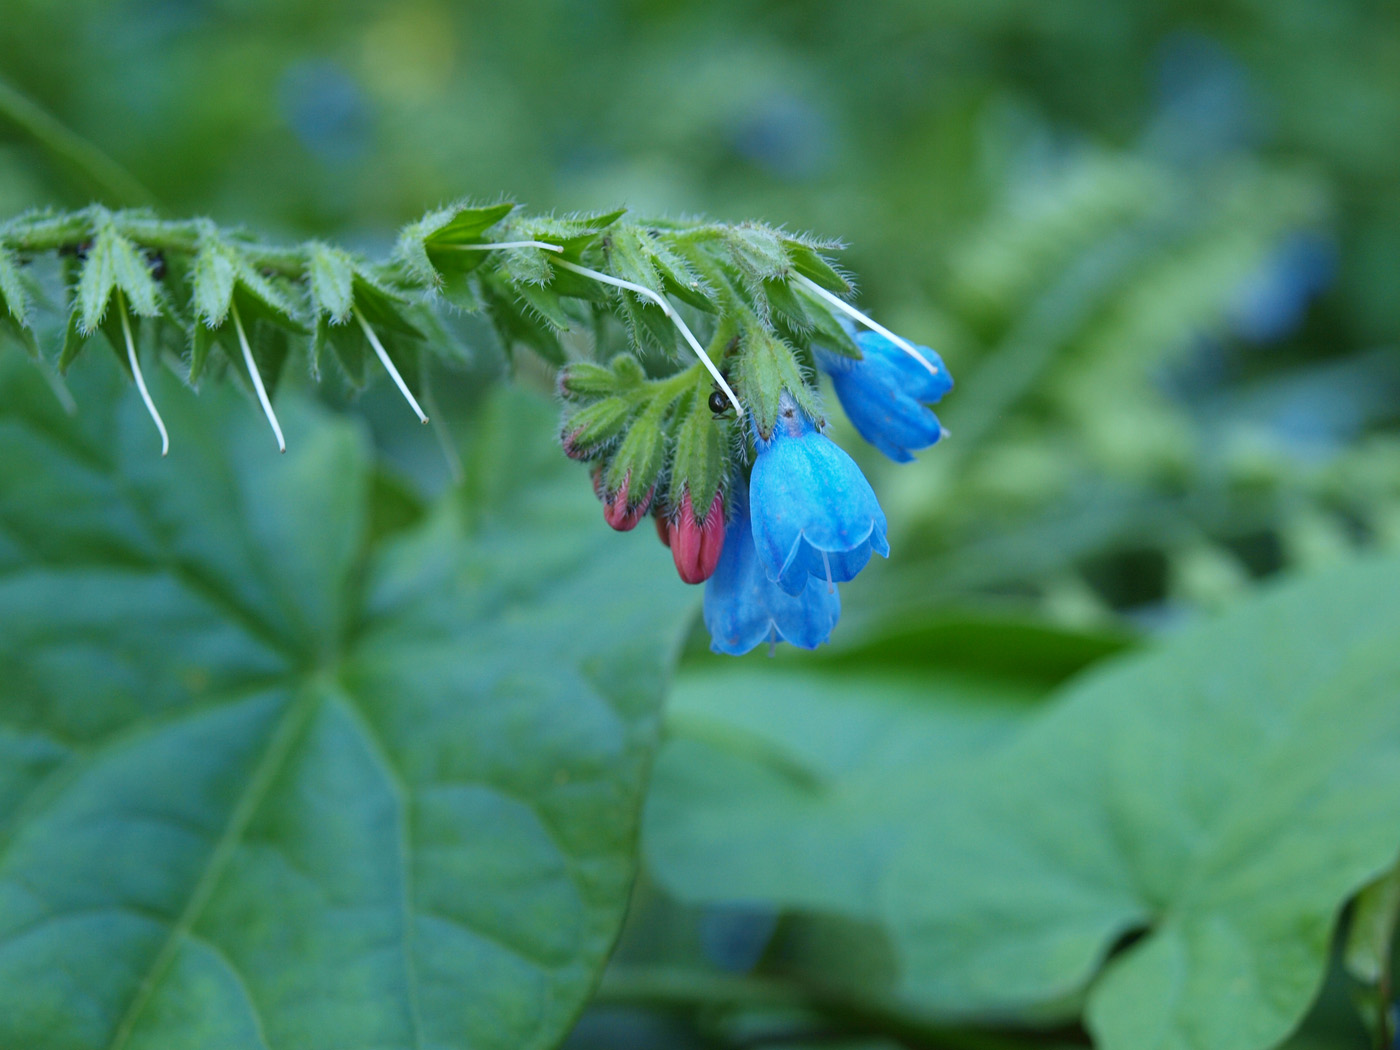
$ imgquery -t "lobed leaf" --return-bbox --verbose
[0,358,695,1050]
[882,558,1400,1050]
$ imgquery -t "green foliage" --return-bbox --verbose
[642,564,1400,1050]
[4,3,1400,1049]
[0,357,695,1050]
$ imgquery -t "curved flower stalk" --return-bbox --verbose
[816,331,953,462]
[704,486,841,655]
[748,393,890,596]
[0,201,952,655]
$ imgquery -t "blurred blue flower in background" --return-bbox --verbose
[279,60,370,162]
[1232,231,1336,343]
[729,92,832,180]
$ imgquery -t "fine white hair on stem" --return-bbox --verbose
[437,240,564,253]
[791,272,941,379]
[353,305,428,424]
[550,258,744,418]
[230,300,286,453]
[118,293,169,456]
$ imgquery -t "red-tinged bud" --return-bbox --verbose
[654,510,671,549]
[591,465,606,501]
[602,471,654,532]
[560,397,632,461]
[668,490,726,584]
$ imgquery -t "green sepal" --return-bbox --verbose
[725,224,789,285]
[75,231,116,334]
[483,273,565,365]
[311,272,424,390]
[605,401,668,502]
[606,226,665,299]
[396,200,515,309]
[517,209,626,258]
[738,327,816,440]
[514,282,575,332]
[610,354,646,388]
[558,362,617,401]
[0,246,37,357]
[783,237,851,294]
[620,295,678,356]
[649,236,715,312]
[765,276,815,335]
[95,291,139,379]
[105,220,160,320]
[772,281,862,359]
[189,318,216,384]
[246,318,292,399]
[668,386,731,518]
[57,305,88,374]
[561,395,635,459]
[192,228,306,335]
[307,243,355,324]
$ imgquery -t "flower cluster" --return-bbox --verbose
[562,320,952,657]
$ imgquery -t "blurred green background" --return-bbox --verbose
[4,2,1400,1048]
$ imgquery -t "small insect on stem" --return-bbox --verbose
[791,272,942,380]
[118,292,169,456]
[230,299,286,453]
[353,305,428,424]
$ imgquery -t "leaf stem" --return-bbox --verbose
[230,300,286,453]
[353,305,428,424]
[118,293,169,456]
[0,77,155,208]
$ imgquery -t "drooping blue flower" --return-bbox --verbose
[816,331,952,463]
[703,487,840,655]
[749,394,889,596]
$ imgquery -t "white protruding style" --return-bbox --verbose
[438,240,564,253]
[118,294,169,456]
[550,258,744,418]
[791,272,942,380]
[353,305,428,424]
[230,300,286,453]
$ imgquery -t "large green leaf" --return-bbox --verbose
[0,357,695,1050]
[642,619,1120,918]
[883,559,1400,1050]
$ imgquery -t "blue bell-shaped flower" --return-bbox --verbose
[749,393,889,596]
[703,486,841,655]
[816,331,952,463]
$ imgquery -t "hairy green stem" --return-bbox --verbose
[4,213,307,277]
[0,77,155,208]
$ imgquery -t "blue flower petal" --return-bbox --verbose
[816,331,952,462]
[704,493,841,655]
[749,397,889,596]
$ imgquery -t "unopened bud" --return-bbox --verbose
[561,397,632,460]
[668,489,726,584]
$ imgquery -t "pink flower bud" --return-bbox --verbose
[602,472,654,532]
[668,490,726,584]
